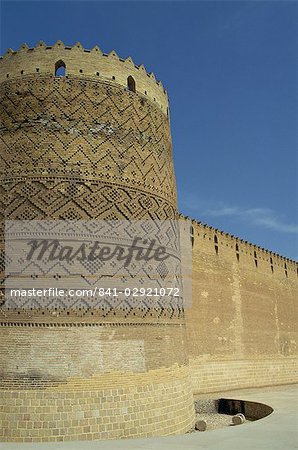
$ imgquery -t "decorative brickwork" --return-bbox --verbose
[0,76,175,220]
[0,42,194,442]
[0,41,168,112]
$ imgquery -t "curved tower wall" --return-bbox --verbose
[0,42,195,442]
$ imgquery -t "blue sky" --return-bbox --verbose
[1,1,297,259]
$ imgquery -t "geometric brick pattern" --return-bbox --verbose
[0,45,194,443]
[0,77,177,221]
[3,218,184,323]
[0,76,181,324]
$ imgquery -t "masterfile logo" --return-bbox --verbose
[4,219,192,311]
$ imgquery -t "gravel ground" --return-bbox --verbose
[192,399,249,432]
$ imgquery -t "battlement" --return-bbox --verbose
[180,213,298,274]
[0,40,169,113]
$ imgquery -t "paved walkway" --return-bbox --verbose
[1,384,297,450]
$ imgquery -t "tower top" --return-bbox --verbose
[0,40,169,113]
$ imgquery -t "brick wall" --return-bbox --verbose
[185,218,298,393]
[0,365,194,443]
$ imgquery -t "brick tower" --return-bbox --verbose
[0,41,195,442]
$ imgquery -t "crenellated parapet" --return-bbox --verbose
[0,40,169,114]
[180,213,298,277]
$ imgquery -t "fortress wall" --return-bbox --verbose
[1,41,297,442]
[183,218,298,393]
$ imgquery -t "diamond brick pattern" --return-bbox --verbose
[0,75,182,324]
